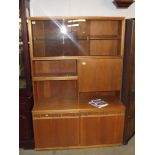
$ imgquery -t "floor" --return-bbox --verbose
[19,136,135,155]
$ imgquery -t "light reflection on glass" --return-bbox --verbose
[50,18,87,55]
[60,25,67,34]
[38,6,87,55]
[67,19,86,23]
[67,24,79,27]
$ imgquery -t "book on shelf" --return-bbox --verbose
[89,99,108,108]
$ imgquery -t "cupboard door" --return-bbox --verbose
[80,114,125,146]
[78,59,122,92]
[33,117,79,149]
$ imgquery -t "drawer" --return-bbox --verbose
[33,112,80,119]
[80,111,124,117]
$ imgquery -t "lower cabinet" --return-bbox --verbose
[33,110,125,150]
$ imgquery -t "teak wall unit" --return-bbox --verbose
[28,16,126,150]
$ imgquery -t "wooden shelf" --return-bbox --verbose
[33,35,121,41]
[33,96,125,113]
[33,73,78,81]
[89,35,121,40]
[32,56,122,61]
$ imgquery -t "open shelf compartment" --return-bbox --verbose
[33,80,78,105]
[32,59,77,79]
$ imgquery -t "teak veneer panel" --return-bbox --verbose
[32,59,78,81]
[33,118,79,148]
[78,58,122,92]
[33,80,77,102]
[80,115,124,145]
[90,20,120,36]
[90,40,119,56]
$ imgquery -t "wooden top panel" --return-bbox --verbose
[32,97,125,114]
[28,16,125,21]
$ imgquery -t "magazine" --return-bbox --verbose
[89,99,108,108]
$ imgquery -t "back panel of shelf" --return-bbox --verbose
[33,59,77,77]
[33,80,78,104]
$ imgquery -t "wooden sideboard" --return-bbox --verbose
[28,16,126,150]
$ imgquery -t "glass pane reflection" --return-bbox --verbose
[31,18,121,57]
[32,19,89,57]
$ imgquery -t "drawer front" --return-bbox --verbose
[80,111,124,117]
[33,112,80,119]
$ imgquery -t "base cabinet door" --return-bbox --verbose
[33,116,79,149]
[80,113,125,146]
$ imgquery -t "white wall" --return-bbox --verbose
[30,0,135,19]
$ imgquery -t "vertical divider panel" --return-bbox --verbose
[76,59,79,104]
[120,19,125,57]
[77,59,80,104]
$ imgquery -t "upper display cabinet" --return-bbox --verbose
[28,17,125,58]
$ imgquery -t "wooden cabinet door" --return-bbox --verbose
[78,59,122,92]
[80,113,125,146]
[33,116,79,149]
